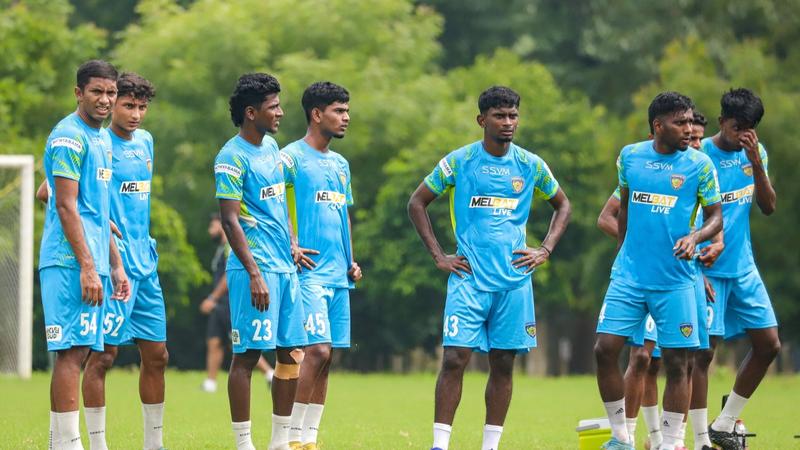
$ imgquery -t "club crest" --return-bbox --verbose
[670,174,685,190]
[339,171,347,187]
[146,158,152,173]
[525,322,537,338]
[679,323,693,338]
[742,163,753,177]
[512,177,524,193]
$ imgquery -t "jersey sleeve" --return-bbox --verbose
[48,128,85,181]
[616,150,628,189]
[280,149,298,187]
[758,143,769,175]
[612,186,621,200]
[424,152,457,196]
[697,157,721,206]
[342,157,354,206]
[533,158,559,200]
[215,149,246,201]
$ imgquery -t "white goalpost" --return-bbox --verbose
[0,155,34,379]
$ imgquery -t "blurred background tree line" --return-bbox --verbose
[3,0,798,373]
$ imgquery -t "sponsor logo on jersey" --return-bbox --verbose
[670,174,685,190]
[231,329,240,345]
[120,180,151,194]
[215,163,242,178]
[279,151,294,168]
[525,322,537,338]
[631,190,677,214]
[438,158,453,177]
[51,137,82,153]
[481,165,511,176]
[645,161,673,170]
[720,159,741,168]
[260,182,286,200]
[742,163,753,177]
[679,322,694,338]
[469,196,519,216]
[511,176,524,193]
[45,325,62,342]
[123,149,146,159]
[96,168,112,181]
[315,190,347,206]
[720,184,754,205]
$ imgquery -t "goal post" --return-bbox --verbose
[0,155,34,379]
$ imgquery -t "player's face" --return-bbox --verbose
[655,109,693,151]
[689,125,705,150]
[76,77,118,126]
[318,102,350,139]
[112,95,148,134]
[718,117,752,149]
[479,106,519,143]
[252,94,283,135]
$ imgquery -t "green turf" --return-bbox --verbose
[2,369,798,449]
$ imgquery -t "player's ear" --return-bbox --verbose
[476,113,485,128]
[74,86,82,103]
[312,107,323,124]
[245,105,256,121]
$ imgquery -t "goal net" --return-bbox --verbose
[0,155,34,378]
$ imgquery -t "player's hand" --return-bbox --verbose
[740,129,761,163]
[673,234,697,260]
[80,267,104,306]
[109,220,123,239]
[200,297,216,314]
[703,275,716,303]
[249,272,270,312]
[292,242,319,271]
[348,261,362,282]
[110,266,130,302]
[434,254,472,278]
[512,247,550,273]
[698,241,725,267]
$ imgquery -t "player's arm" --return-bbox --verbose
[287,212,318,271]
[741,130,776,215]
[407,183,471,278]
[698,229,725,268]
[36,180,48,203]
[219,199,269,311]
[347,211,362,281]
[200,272,228,314]
[54,177,103,306]
[597,194,621,239]
[674,203,722,260]
[617,187,629,250]
[512,188,571,273]
[109,233,130,301]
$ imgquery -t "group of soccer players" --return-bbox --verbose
[37,57,778,450]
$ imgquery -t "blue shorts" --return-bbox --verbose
[597,278,700,349]
[628,315,661,359]
[300,284,351,348]
[442,275,536,353]
[707,270,777,340]
[694,272,710,350]
[41,267,107,352]
[227,269,307,353]
[102,271,166,346]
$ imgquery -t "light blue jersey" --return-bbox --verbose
[214,135,294,273]
[281,139,353,288]
[613,141,720,290]
[40,113,113,275]
[698,138,768,278]
[108,128,157,279]
[424,141,560,292]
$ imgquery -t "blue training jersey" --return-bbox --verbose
[281,139,353,289]
[108,128,158,279]
[214,134,294,273]
[39,113,113,275]
[613,140,721,290]
[698,137,768,278]
[424,141,560,292]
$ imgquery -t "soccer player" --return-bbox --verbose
[408,86,571,450]
[594,92,722,450]
[697,89,779,450]
[214,73,308,450]
[39,59,129,450]
[76,72,168,450]
[282,82,361,450]
[200,213,275,393]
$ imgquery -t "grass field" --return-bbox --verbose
[2,369,798,449]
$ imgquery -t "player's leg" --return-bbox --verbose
[595,279,648,447]
[484,349,515,447]
[642,349,661,449]
[623,315,656,444]
[228,349,261,449]
[255,354,275,385]
[203,304,229,392]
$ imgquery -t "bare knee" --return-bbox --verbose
[661,350,688,381]
[594,335,622,367]
[755,335,781,361]
[441,348,470,374]
[141,344,169,372]
[694,349,715,370]
[86,347,118,374]
[305,344,332,364]
[628,347,651,374]
[488,350,515,379]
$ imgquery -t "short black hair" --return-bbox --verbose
[693,111,707,127]
[302,82,349,123]
[77,60,118,90]
[720,88,764,129]
[478,86,520,114]
[648,91,695,132]
[117,72,156,102]
[229,73,281,127]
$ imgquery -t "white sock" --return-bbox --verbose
[659,411,684,450]
[232,421,255,450]
[50,411,56,450]
[481,424,503,450]
[288,402,308,443]
[142,403,164,450]
[432,422,452,450]
[625,417,637,444]
[641,405,662,447]
[202,378,217,393]
[301,403,324,445]
[84,407,107,450]
[689,408,711,447]
[676,420,686,446]
[265,369,274,383]
[711,391,749,433]
[603,399,630,443]
[54,410,83,450]
[269,414,291,448]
